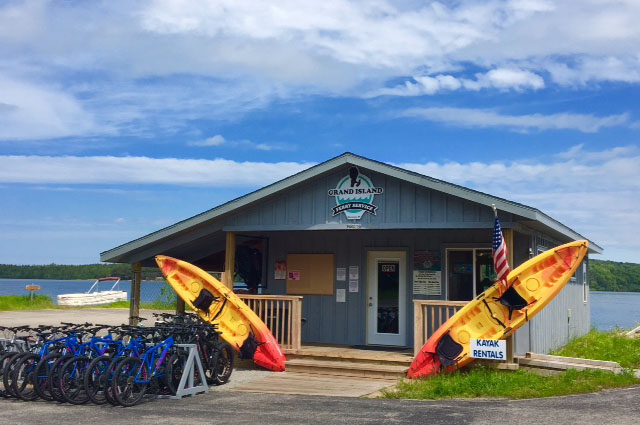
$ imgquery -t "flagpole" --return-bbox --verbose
[491,203,498,218]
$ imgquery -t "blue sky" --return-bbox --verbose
[1,0,639,264]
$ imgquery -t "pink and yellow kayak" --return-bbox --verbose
[408,240,589,379]
[155,255,286,372]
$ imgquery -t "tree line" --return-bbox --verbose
[589,259,640,292]
[0,263,164,281]
[1,259,638,292]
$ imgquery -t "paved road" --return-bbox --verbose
[1,385,638,424]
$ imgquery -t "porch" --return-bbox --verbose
[237,295,468,377]
[239,295,466,351]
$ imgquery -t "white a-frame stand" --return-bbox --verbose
[159,343,209,399]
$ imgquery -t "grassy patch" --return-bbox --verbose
[551,329,640,369]
[140,301,177,310]
[0,294,57,310]
[386,330,640,400]
[384,367,640,400]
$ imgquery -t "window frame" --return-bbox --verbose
[444,246,494,301]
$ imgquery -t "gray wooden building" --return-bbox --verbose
[101,153,601,355]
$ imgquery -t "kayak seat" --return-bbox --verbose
[239,333,261,360]
[436,332,464,367]
[497,286,530,320]
[193,288,217,311]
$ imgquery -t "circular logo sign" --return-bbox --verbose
[328,166,383,220]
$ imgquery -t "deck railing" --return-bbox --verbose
[413,300,468,355]
[238,294,303,350]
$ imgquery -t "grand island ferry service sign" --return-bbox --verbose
[328,166,383,220]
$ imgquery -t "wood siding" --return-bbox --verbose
[217,165,590,351]
[222,166,507,230]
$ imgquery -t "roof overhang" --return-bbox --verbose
[100,152,602,263]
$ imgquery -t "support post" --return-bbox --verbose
[413,301,424,356]
[129,262,142,325]
[223,231,236,289]
[290,297,302,351]
[176,297,185,316]
[503,227,515,363]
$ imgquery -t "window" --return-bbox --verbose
[446,248,496,301]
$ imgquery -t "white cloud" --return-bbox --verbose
[1,1,640,140]
[188,134,296,151]
[467,68,545,91]
[368,68,545,97]
[189,135,226,147]
[0,155,315,187]
[0,74,108,141]
[397,145,640,261]
[400,107,630,133]
[3,1,640,93]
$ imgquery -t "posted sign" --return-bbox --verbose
[470,339,506,360]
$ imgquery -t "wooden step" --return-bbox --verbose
[285,358,408,379]
[625,325,640,338]
[286,347,413,367]
[517,352,622,374]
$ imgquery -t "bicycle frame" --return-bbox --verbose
[134,336,175,383]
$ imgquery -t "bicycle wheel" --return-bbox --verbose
[2,352,29,398]
[0,351,20,398]
[202,343,218,385]
[84,355,111,405]
[211,342,234,385]
[49,354,74,402]
[60,356,91,405]
[33,352,62,401]
[112,357,148,407]
[104,357,123,406]
[11,353,39,401]
[164,352,186,395]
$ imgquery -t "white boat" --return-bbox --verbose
[57,277,128,306]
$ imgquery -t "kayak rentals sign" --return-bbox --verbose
[470,339,506,360]
[328,166,383,220]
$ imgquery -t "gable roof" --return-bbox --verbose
[100,152,602,263]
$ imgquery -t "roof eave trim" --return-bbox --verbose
[100,154,352,262]
[534,211,603,253]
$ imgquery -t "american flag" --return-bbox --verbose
[493,217,510,285]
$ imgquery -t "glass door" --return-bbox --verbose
[367,251,406,346]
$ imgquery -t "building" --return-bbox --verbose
[101,152,601,355]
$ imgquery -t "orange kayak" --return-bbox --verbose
[155,255,286,372]
[408,240,589,379]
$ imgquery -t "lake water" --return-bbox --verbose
[0,279,639,330]
[0,278,171,304]
[589,291,640,330]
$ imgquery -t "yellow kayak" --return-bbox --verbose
[409,240,589,378]
[156,255,286,371]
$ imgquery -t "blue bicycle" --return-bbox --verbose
[111,335,176,406]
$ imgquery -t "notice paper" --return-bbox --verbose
[349,266,359,280]
[349,280,358,293]
[336,267,346,281]
[336,288,346,302]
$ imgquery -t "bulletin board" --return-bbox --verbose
[286,254,335,295]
